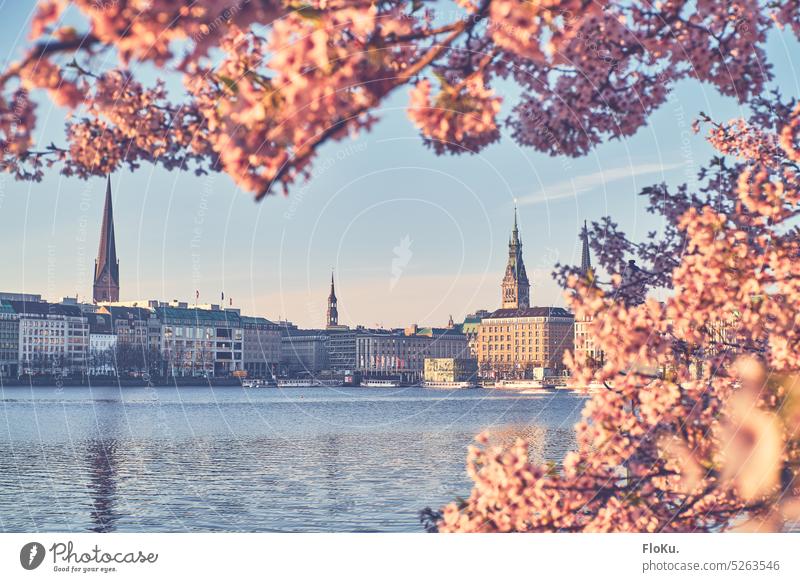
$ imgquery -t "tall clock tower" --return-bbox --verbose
[500,207,530,310]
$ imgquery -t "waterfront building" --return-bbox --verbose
[573,221,604,368]
[99,305,158,349]
[477,307,574,377]
[476,212,574,379]
[88,312,117,375]
[355,325,469,383]
[0,300,20,377]
[501,207,530,310]
[327,327,358,371]
[152,302,243,377]
[12,301,89,376]
[423,358,478,383]
[241,315,282,378]
[281,330,329,376]
[461,309,490,358]
[93,177,121,304]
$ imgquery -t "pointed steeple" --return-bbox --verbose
[93,176,120,303]
[580,220,592,275]
[326,270,339,328]
[511,204,521,247]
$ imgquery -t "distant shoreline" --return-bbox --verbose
[0,376,243,388]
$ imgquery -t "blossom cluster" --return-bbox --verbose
[438,97,800,533]
[1,0,797,195]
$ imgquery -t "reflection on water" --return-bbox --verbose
[0,386,585,532]
[86,439,119,533]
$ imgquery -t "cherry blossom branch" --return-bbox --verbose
[260,0,491,199]
[0,33,99,88]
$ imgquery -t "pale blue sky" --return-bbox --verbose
[0,2,798,328]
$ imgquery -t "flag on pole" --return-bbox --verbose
[221,291,224,301]
[196,290,199,300]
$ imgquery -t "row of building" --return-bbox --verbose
[0,177,601,382]
[0,292,473,382]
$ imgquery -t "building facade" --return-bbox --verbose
[461,309,490,358]
[423,357,478,383]
[0,301,19,377]
[13,301,89,376]
[327,328,358,371]
[241,316,282,378]
[355,326,469,383]
[477,307,574,378]
[281,330,329,376]
[153,303,243,377]
[88,312,117,375]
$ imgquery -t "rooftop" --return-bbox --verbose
[154,306,242,326]
[88,312,113,334]
[7,300,84,317]
[485,307,573,320]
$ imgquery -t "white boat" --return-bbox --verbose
[361,379,401,388]
[491,379,555,391]
[242,378,275,388]
[319,379,344,387]
[277,379,322,388]
[422,380,476,389]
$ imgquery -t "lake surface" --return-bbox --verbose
[0,385,586,532]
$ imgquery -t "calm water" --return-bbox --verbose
[0,385,585,532]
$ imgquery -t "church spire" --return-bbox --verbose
[93,176,120,303]
[580,220,592,275]
[326,270,339,328]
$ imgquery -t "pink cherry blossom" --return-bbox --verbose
[1,1,797,196]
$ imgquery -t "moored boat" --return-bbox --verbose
[422,380,476,389]
[277,378,322,388]
[491,379,555,391]
[319,379,344,387]
[242,378,272,388]
[361,378,401,388]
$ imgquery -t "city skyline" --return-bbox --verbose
[2,186,585,331]
[0,6,797,329]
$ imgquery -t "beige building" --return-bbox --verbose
[423,358,478,383]
[475,212,574,379]
[477,307,574,378]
